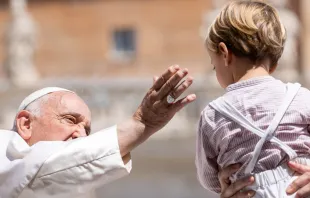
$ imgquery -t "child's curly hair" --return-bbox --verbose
[206,0,286,68]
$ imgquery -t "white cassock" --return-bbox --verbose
[0,126,131,198]
[0,87,132,198]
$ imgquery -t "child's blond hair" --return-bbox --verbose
[206,0,286,68]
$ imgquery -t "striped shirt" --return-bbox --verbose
[195,76,310,193]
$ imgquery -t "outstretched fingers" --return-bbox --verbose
[152,65,180,91]
[156,68,189,100]
[170,94,196,112]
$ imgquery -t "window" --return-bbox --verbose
[110,28,136,62]
[114,29,135,52]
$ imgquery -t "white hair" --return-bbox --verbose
[25,94,51,116]
[12,94,51,131]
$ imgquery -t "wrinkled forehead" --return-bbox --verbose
[50,92,91,121]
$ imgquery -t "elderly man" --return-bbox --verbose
[0,66,195,198]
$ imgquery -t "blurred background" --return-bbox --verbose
[0,0,308,197]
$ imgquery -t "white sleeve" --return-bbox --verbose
[29,125,132,196]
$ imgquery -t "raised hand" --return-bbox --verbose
[133,65,196,135]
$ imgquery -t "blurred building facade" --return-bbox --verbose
[0,0,211,79]
[0,0,306,80]
[0,1,308,198]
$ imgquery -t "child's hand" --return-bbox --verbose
[219,164,255,198]
[286,161,310,198]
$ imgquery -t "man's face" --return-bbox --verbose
[21,92,91,145]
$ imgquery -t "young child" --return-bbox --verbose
[195,0,310,197]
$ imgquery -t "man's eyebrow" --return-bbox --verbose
[60,112,83,117]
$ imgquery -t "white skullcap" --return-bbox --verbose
[17,87,74,112]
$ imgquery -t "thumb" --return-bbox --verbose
[153,76,159,85]
[288,161,310,174]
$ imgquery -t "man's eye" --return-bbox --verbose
[64,116,76,124]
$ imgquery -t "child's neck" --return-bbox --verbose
[238,67,270,82]
[232,59,271,83]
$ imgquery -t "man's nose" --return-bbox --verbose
[72,124,87,139]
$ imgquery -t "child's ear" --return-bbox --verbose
[218,42,232,66]
[269,64,278,74]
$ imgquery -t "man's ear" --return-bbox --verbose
[15,110,33,141]
[218,42,232,67]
